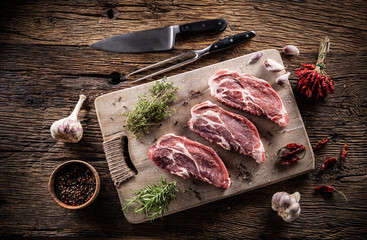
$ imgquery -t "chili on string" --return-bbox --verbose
[314,185,348,202]
[295,37,334,100]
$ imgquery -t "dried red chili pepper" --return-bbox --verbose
[314,185,348,201]
[341,142,348,160]
[282,156,299,165]
[286,143,306,150]
[313,136,331,151]
[321,157,336,171]
[295,37,334,100]
[337,142,349,170]
[314,185,335,193]
[281,148,305,158]
[277,143,306,165]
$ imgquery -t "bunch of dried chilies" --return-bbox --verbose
[295,37,334,100]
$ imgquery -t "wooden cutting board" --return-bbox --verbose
[95,49,315,224]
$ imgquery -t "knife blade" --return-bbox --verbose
[90,18,227,53]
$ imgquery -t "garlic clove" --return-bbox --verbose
[248,51,263,64]
[290,192,301,202]
[272,191,285,211]
[287,203,300,215]
[284,207,301,222]
[50,94,86,143]
[264,58,285,72]
[279,194,291,208]
[283,45,300,56]
[275,72,291,85]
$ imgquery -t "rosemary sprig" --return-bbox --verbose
[123,77,178,136]
[123,178,179,221]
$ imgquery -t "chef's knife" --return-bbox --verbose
[90,18,227,53]
[129,30,256,82]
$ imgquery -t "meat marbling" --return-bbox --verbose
[148,133,230,189]
[188,101,265,163]
[209,69,289,127]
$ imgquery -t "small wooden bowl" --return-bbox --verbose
[48,160,100,210]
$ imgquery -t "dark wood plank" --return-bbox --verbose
[0,0,366,239]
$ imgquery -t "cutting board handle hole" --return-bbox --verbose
[122,136,138,175]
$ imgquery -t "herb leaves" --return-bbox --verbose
[123,178,179,221]
[124,77,178,136]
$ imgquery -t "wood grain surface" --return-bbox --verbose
[0,0,366,239]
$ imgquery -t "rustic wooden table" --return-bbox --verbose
[1,0,366,239]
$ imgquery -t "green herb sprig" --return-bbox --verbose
[124,77,178,136]
[123,178,179,221]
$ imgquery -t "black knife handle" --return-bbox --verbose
[208,31,256,53]
[179,19,227,33]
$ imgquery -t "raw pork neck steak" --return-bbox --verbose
[209,69,289,127]
[148,133,230,189]
[188,101,265,163]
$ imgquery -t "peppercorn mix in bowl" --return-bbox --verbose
[48,160,100,210]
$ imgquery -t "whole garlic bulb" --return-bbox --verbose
[50,94,86,143]
[271,191,301,222]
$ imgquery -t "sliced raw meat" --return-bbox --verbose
[209,69,289,127]
[188,101,265,163]
[148,133,230,189]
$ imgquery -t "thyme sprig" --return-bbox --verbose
[124,77,178,136]
[123,178,179,221]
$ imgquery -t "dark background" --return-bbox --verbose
[0,0,366,239]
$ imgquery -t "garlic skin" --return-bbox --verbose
[283,45,300,56]
[272,191,301,222]
[264,58,285,72]
[50,95,86,143]
[276,72,291,85]
[248,52,263,64]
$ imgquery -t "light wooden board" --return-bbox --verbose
[95,49,315,224]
